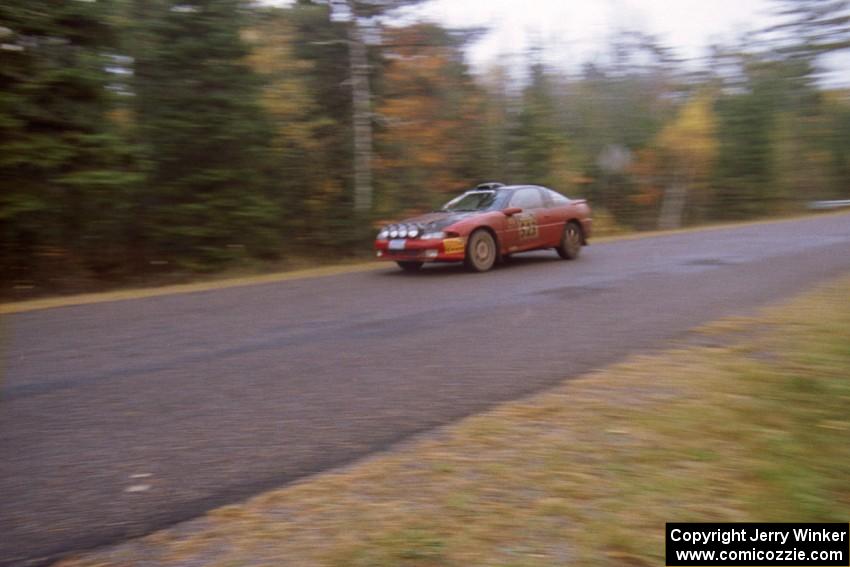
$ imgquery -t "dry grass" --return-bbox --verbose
[56,274,850,567]
[0,261,381,315]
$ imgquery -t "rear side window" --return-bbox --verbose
[510,188,545,209]
[546,189,570,205]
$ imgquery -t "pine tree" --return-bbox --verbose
[0,0,139,285]
[288,1,358,249]
[131,0,278,267]
[769,0,850,56]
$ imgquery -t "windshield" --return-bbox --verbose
[440,191,497,212]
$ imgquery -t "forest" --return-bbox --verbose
[1,0,848,293]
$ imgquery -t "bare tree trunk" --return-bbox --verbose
[348,18,372,216]
[658,181,687,230]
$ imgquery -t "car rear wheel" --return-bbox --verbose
[464,230,497,272]
[397,261,423,272]
[556,222,582,260]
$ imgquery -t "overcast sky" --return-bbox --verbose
[412,0,850,86]
[269,0,848,85]
[413,0,779,70]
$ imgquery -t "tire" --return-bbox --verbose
[464,229,497,272]
[556,222,582,260]
[397,261,423,272]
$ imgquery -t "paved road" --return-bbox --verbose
[2,214,850,566]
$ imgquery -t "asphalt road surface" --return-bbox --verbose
[3,213,850,566]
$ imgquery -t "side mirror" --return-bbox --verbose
[502,207,522,216]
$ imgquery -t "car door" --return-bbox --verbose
[503,187,547,252]
[536,186,570,246]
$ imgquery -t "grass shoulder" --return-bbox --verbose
[58,273,850,566]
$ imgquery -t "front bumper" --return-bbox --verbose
[374,236,466,262]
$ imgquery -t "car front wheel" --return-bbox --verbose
[464,229,497,272]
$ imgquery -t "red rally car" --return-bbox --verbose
[375,183,592,273]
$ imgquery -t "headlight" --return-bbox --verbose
[399,226,408,238]
[378,228,389,239]
[408,226,419,238]
[421,231,445,240]
[389,227,399,238]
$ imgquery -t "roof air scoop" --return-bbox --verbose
[475,182,505,190]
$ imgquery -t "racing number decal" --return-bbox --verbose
[442,237,465,255]
[518,214,539,239]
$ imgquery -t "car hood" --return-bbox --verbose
[396,211,479,231]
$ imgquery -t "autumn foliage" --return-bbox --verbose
[1,1,849,293]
